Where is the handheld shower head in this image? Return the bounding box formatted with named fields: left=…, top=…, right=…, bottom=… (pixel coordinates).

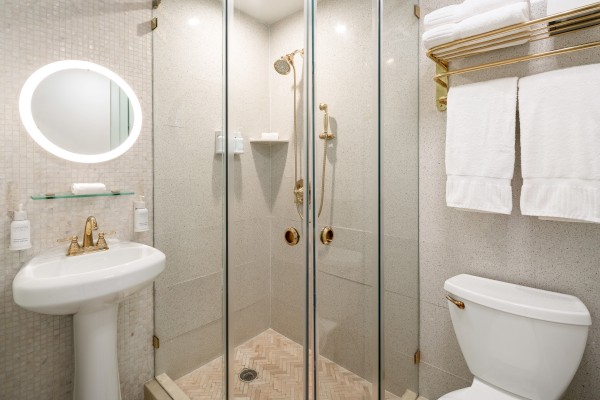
left=274, top=58, right=291, bottom=75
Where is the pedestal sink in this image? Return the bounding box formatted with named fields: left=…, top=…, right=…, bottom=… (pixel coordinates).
left=12, top=240, right=166, bottom=400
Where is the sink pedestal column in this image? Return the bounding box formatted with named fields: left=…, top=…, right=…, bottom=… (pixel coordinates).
left=73, top=304, right=121, bottom=400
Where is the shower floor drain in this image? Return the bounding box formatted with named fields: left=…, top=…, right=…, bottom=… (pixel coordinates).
left=239, top=368, right=258, bottom=382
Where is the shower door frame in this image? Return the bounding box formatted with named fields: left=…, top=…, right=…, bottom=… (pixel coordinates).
left=222, top=0, right=384, bottom=398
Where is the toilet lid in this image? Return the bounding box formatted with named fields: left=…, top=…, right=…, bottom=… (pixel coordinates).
left=444, top=274, right=592, bottom=326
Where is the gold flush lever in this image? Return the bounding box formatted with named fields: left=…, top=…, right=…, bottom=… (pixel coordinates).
left=446, top=295, right=465, bottom=310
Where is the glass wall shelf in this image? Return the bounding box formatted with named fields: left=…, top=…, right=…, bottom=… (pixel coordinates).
left=31, top=191, right=135, bottom=200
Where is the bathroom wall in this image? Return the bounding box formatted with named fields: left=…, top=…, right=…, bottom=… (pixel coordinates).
left=269, top=0, right=420, bottom=395
left=419, top=1, right=600, bottom=399
left=153, top=0, right=273, bottom=380
left=0, top=1, right=154, bottom=399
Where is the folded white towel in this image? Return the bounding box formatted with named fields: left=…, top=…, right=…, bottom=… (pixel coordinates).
left=71, top=183, right=107, bottom=195
left=424, top=0, right=525, bottom=30
left=519, top=64, right=600, bottom=224
left=423, top=2, right=530, bottom=50
left=261, top=132, right=279, bottom=140
left=446, top=77, right=518, bottom=214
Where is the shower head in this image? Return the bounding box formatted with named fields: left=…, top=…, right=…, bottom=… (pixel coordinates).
left=274, top=49, right=304, bottom=75
left=274, top=57, right=291, bottom=75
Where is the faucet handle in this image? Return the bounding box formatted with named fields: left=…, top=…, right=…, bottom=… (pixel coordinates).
left=57, top=235, right=78, bottom=244
left=65, top=236, right=82, bottom=256
left=96, top=232, right=109, bottom=250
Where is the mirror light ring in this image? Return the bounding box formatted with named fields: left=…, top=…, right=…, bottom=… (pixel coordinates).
left=19, top=60, right=143, bottom=164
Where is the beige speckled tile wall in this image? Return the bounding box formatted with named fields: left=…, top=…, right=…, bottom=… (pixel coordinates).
left=0, top=1, right=154, bottom=399
left=419, top=0, right=600, bottom=399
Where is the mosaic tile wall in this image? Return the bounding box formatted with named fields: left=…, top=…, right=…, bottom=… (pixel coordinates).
left=0, top=1, right=154, bottom=399
left=419, top=0, right=600, bottom=399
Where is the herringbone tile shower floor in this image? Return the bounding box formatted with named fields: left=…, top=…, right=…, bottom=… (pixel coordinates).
left=175, top=329, right=407, bottom=400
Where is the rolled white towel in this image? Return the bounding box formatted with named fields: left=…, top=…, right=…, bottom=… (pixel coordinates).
left=71, top=183, right=107, bottom=195
left=423, top=2, right=530, bottom=50
left=424, top=0, right=526, bottom=30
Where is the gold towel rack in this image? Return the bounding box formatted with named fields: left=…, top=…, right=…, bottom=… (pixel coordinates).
left=428, top=2, right=600, bottom=111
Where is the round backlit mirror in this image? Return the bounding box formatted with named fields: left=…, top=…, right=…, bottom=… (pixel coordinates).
left=19, top=60, right=142, bottom=163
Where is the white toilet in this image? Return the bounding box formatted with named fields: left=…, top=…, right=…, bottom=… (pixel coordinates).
left=441, top=274, right=592, bottom=400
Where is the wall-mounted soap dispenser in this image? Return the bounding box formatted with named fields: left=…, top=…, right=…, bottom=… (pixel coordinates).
left=10, top=204, right=31, bottom=250
left=133, top=196, right=149, bottom=233
left=215, top=129, right=244, bottom=155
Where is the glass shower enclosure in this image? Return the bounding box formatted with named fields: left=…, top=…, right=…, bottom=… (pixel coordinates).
left=153, top=0, right=419, bottom=398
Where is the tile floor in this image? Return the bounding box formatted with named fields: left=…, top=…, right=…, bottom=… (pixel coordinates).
left=175, top=329, right=425, bottom=400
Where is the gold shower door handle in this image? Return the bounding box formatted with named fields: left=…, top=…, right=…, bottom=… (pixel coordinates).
left=320, top=227, right=334, bottom=245
left=285, top=227, right=300, bottom=246
left=446, top=295, right=465, bottom=309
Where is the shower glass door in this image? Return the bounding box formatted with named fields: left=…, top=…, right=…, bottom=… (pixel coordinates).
left=226, top=0, right=384, bottom=399
left=225, top=0, right=309, bottom=398
left=312, top=0, right=381, bottom=398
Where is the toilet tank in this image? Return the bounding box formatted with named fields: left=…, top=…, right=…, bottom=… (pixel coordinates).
left=445, top=274, right=591, bottom=400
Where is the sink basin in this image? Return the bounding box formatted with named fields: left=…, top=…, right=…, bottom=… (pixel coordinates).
left=13, top=240, right=165, bottom=315
left=13, top=240, right=165, bottom=400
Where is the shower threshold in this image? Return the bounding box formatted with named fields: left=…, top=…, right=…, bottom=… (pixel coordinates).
left=170, top=329, right=423, bottom=400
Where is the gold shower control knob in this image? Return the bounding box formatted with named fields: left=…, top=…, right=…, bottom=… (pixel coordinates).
left=320, top=227, right=334, bottom=245
left=285, top=227, right=300, bottom=246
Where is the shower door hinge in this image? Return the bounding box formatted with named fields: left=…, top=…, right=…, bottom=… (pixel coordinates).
left=151, top=17, right=158, bottom=31
left=153, top=335, right=160, bottom=349
left=414, top=349, right=421, bottom=364
left=414, top=5, right=421, bottom=19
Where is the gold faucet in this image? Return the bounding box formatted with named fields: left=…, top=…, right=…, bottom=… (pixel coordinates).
left=83, top=216, right=98, bottom=247
left=62, top=216, right=110, bottom=256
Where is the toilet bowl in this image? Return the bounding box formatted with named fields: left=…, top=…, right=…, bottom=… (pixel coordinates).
left=440, top=274, right=591, bottom=400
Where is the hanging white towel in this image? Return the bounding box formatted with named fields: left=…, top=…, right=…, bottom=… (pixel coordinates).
left=423, top=2, right=530, bottom=50
left=424, top=0, right=525, bottom=30
left=519, top=64, right=600, bottom=223
left=446, top=78, right=518, bottom=214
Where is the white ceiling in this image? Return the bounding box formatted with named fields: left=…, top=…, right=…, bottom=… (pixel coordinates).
left=226, top=0, right=305, bottom=25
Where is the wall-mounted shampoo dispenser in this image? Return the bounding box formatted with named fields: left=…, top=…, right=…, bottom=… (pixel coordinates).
left=215, top=130, right=244, bottom=155
left=10, top=204, right=31, bottom=251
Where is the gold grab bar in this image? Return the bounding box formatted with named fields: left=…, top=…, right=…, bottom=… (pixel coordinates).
left=446, top=295, right=465, bottom=310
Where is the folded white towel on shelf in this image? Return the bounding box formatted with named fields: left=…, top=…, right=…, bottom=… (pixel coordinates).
left=424, top=0, right=525, bottom=30
left=423, top=2, right=530, bottom=50
left=261, top=132, right=280, bottom=140
left=519, top=63, right=600, bottom=224
left=446, top=77, right=518, bottom=214
left=71, top=183, right=107, bottom=195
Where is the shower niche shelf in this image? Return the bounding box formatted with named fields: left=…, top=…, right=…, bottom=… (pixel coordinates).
left=249, top=138, right=289, bottom=144
left=31, top=191, right=135, bottom=200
